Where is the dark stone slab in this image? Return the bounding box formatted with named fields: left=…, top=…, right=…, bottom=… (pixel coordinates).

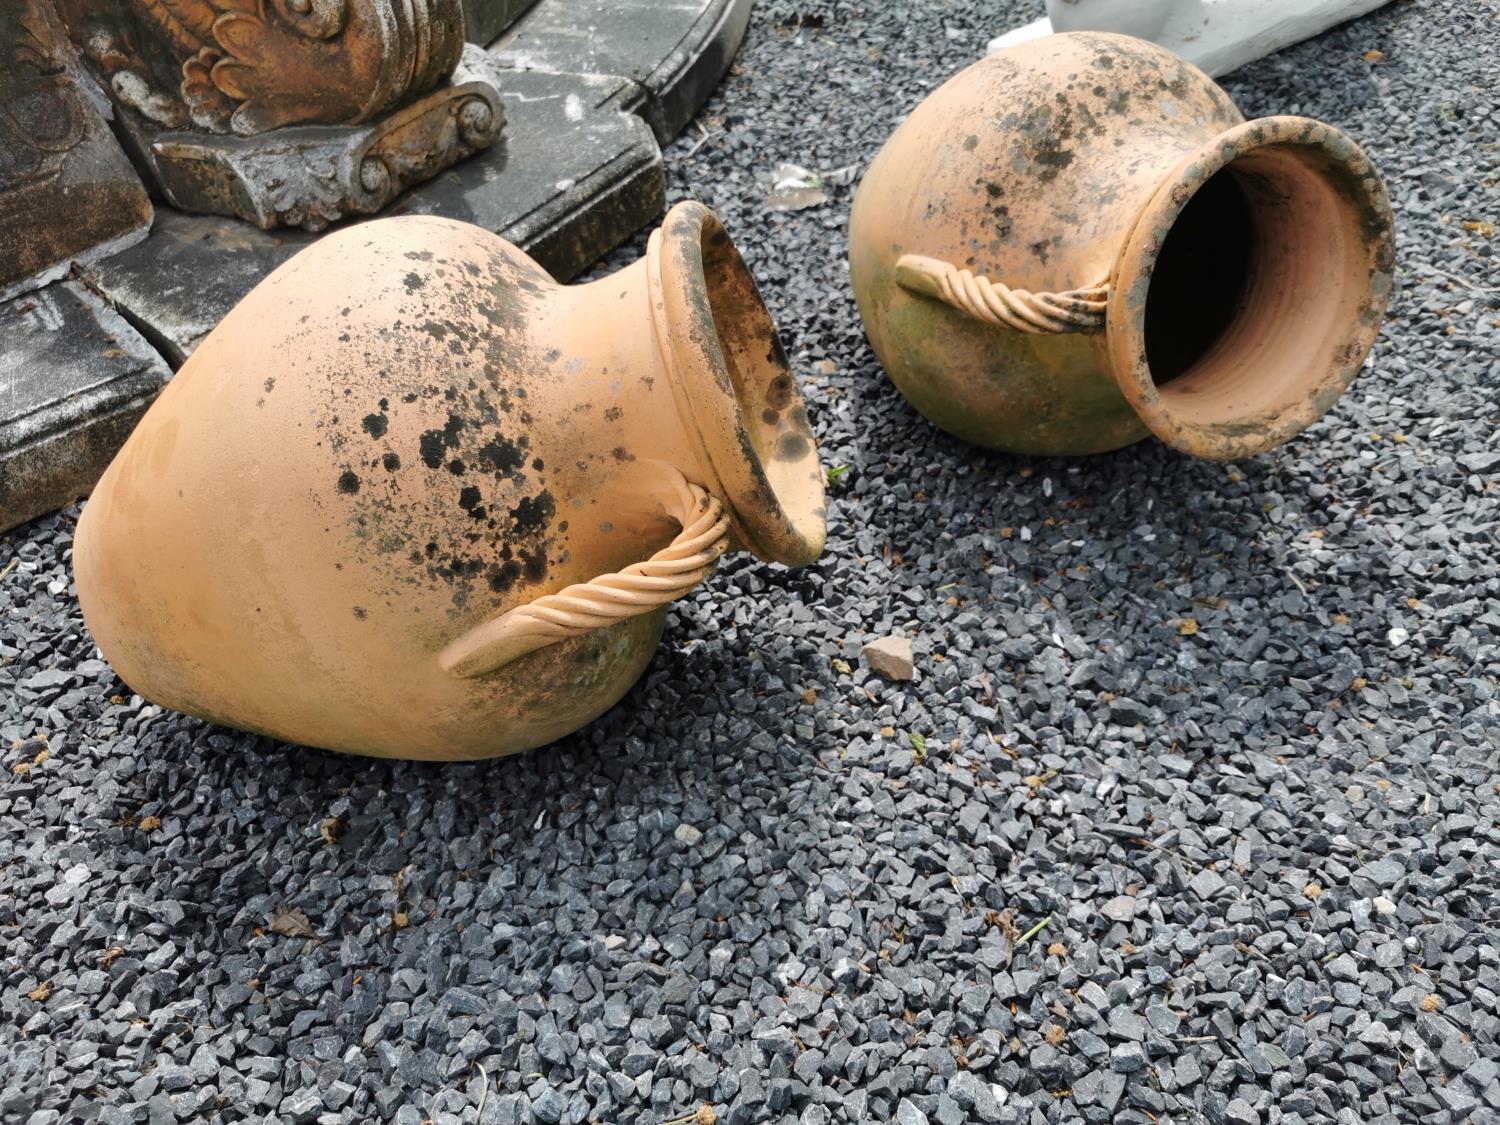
left=464, top=0, right=542, bottom=45
left=80, top=214, right=315, bottom=367
left=0, top=0, right=153, bottom=301
left=0, top=282, right=171, bottom=531
left=86, top=68, right=662, bottom=363
left=490, top=0, right=752, bottom=141
left=389, top=69, right=665, bottom=272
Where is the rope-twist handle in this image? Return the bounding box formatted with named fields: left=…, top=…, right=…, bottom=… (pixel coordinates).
left=438, top=474, right=729, bottom=679
left=896, top=254, right=1110, bottom=335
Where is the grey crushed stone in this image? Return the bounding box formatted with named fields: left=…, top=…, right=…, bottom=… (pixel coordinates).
left=3, top=0, right=1500, bottom=1123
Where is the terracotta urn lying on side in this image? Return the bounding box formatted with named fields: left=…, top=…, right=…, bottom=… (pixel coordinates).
left=73, top=202, right=826, bottom=760
left=848, top=32, right=1396, bottom=460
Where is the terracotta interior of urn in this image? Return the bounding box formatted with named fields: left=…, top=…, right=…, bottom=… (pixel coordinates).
left=667, top=207, right=826, bottom=566
left=1112, top=127, right=1392, bottom=460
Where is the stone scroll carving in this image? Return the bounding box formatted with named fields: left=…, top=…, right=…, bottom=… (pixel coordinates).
left=57, top=0, right=506, bottom=229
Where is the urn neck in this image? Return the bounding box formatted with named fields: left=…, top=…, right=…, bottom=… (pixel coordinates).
left=1106, top=117, right=1396, bottom=461
left=636, top=202, right=826, bottom=566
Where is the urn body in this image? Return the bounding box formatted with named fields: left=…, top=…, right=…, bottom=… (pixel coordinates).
left=848, top=33, right=1395, bottom=460
left=74, top=203, right=825, bottom=759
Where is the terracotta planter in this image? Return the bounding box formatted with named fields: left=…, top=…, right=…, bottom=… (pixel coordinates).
left=848, top=32, right=1395, bottom=460
left=73, top=202, right=826, bottom=760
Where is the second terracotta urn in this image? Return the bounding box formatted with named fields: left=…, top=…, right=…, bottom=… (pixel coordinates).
left=849, top=32, right=1396, bottom=460
left=74, top=203, right=826, bottom=760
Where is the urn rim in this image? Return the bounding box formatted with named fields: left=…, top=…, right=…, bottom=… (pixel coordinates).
left=1106, top=115, right=1397, bottom=461
left=652, top=201, right=827, bottom=566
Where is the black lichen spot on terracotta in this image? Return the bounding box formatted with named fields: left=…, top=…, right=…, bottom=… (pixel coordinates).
left=510, top=492, right=555, bottom=537
left=421, top=321, right=447, bottom=341
left=263, top=377, right=276, bottom=393
left=404, top=272, right=426, bottom=292
left=476, top=436, right=524, bottom=475
left=766, top=375, right=795, bottom=410
left=362, top=413, right=388, bottom=439
left=604, top=406, right=623, bottom=422
left=775, top=433, right=813, bottom=462
left=487, top=559, right=522, bottom=592
left=531, top=457, right=544, bottom=471
left=447, top=460, right=466, bottom=476
left=454, top=557, right=485, bottom=580
left=458, top=485, right=482, bottom=511
left=404, top=250, right=433, bottom=262
left=419, top=412, right=465, bottom=469
left=1033, top=147, right=1076, bottom=183
left=610, top=447, right=635, bottom=462
left=353, top=606, right=367, bottom=619
left=520, top=547, right=548, bottom=583
left=762, top=409, right=780, bottom=426
left=419, top=432, right=447, bottom=469
left=336, top=470, right=361, bottom=495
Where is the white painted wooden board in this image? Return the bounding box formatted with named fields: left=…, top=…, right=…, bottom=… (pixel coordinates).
left=988, top=0, right=1395, bottom=77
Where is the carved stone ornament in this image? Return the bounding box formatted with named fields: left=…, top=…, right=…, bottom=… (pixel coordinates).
left=57, top=0, right=506, bottom=229
left=145, top=44, right=506, bottom=229
left=0, top=0, right=153, bottom=299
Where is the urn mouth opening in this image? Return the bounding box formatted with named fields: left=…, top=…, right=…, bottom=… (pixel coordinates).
left=656, top=202, right=826, bottom=566
left=1108, top=117, right=1395, bottom=461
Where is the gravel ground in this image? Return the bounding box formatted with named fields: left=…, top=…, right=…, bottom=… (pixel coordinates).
left=4, top=1, right=1500, bottom=1123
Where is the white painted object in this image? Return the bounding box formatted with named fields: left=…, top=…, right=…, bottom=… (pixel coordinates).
left=1048, top=0, right=1173, bottom=40
left=987, top=0, right=1395, bottom=78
